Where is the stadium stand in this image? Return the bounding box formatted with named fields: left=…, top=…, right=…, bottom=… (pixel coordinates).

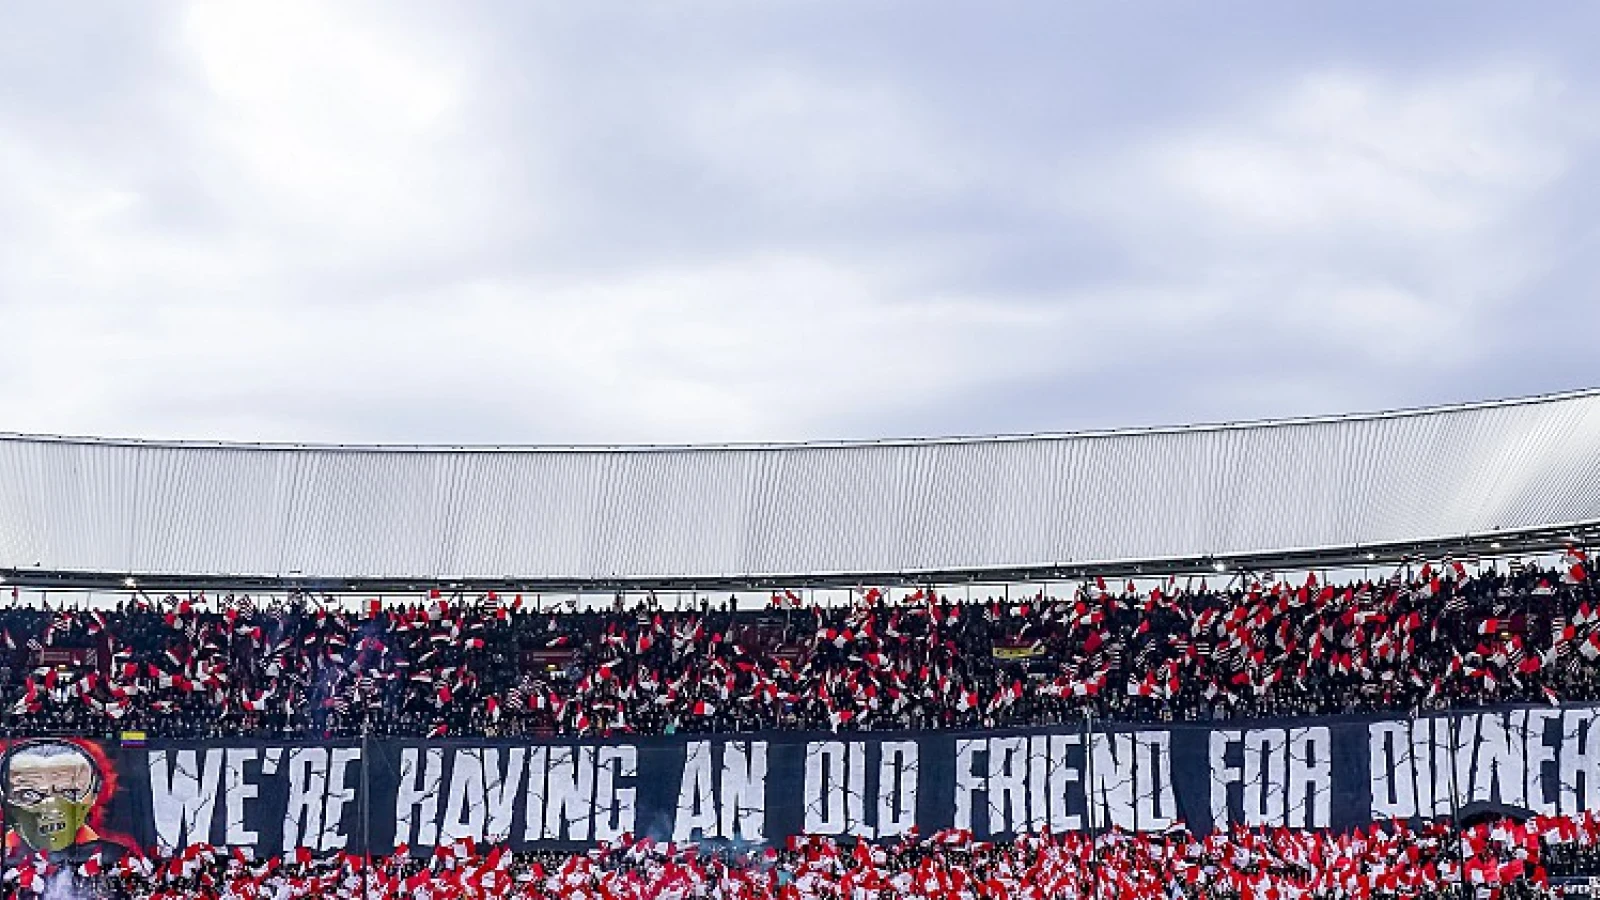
left=4, top=393, right=1600, bottom=897
left=3, top=817, right=1583, bottom=899
left=0, top=560, right=1596, bottom=740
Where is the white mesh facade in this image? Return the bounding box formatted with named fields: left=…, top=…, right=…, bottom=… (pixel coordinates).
left=2, top=392, right=1599, bottom=582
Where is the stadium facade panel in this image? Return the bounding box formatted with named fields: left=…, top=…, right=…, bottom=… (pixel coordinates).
left=2, top=390, right=1599, bottom=589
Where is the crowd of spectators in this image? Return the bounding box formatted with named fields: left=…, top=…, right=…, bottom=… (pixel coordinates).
left=0, top=556, right=1596, bottom=898
left=1, top=815, right=1577, bottom=899
left=0, top=556, right=1594, bottom=739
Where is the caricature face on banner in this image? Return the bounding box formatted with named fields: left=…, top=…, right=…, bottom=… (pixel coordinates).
left=1, top=738, right=133, bottom=859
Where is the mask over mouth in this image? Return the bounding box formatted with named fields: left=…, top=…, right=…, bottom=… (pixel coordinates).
left=8, top=795, right=92, bottom=852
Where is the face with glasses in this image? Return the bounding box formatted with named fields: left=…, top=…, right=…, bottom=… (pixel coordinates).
left=2, top=742, right=101, bottom=852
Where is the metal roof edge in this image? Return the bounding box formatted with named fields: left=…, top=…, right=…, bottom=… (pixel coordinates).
left=1, top=387, right=1597, bottom=456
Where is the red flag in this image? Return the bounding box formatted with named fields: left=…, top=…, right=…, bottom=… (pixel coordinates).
left=1565, top=547, right=1589, bottom=584
left=78, top=852, right=104, bottom=877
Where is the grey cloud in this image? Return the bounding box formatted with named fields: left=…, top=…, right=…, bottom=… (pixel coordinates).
left=1, top=2, right=1598, bottom=445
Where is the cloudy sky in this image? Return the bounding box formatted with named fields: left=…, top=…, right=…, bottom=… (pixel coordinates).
left=2, top=2, right=1597, bottom=445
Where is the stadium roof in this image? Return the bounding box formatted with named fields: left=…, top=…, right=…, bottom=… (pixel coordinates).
left=3, top=390, right=1600, bottom=593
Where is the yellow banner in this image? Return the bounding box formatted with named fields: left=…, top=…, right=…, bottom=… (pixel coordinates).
left=991, top=644, right=1043, bottom=660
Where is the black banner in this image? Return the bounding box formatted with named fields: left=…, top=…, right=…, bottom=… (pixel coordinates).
left=7, top=704, right=1600, bottom=860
